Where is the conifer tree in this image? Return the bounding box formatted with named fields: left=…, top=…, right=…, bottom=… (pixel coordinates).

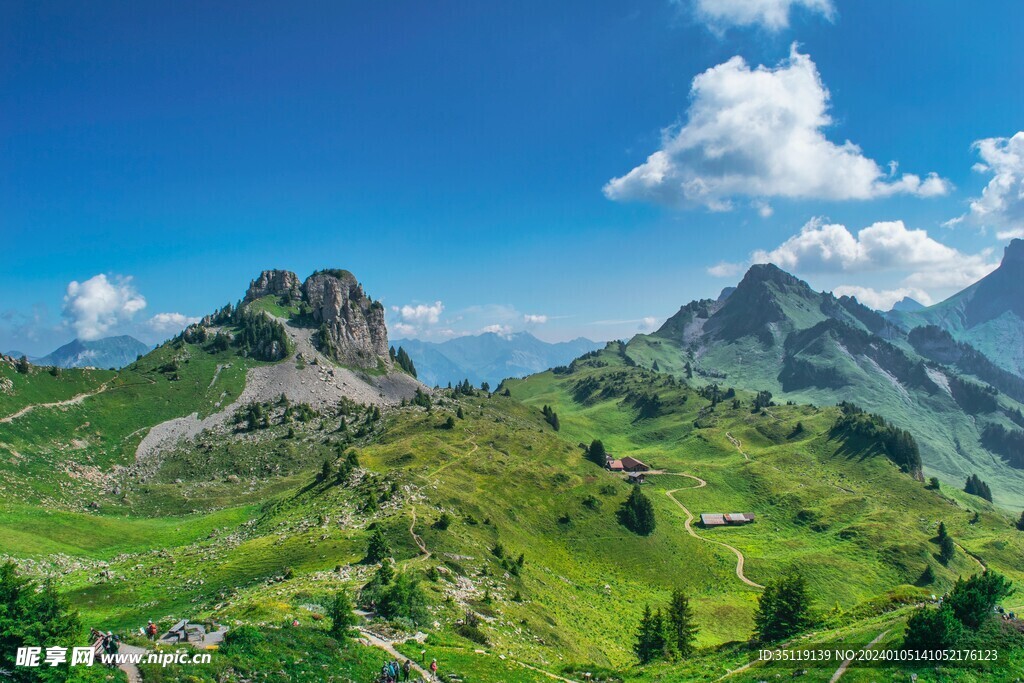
left=666, top=589, right=698, bottom=659
left=587, top=439, right=607, bottom=467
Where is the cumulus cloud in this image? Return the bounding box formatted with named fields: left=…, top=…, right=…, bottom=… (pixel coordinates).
left=750, top=218, right=987, bottom=274
left=62, top=274, right=146, bottom=341
left=523, top=314, right=548, bottom=324
left=743, top=218, right=998, bottom=303
left=388, top=300, right=445, bottom=339
left=480, top=324, right=513, bottom=336
left=640, top=316, right=659, bottom=331
left=604, top=46, right=949, bottom=211
left=395, top=301, right=444, bottom=325
left=831, top=285, right=933, bottom=311
left=707, top=261, right=744, bottom=277
left=148, top=312, right=201, bottom=334
left=951, top=132, right=1024, bottom=232
left=691, top=0, right=834, bottom=32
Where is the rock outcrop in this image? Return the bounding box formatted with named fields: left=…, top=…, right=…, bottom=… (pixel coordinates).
left=243, top=270, right=302, bottom=304
left=303, top=270, right=390, bottom=368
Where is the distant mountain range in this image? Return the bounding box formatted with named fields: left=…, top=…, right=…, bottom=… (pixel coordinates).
left=393, top=332, right=603, bottom=388
left=34, top=335, right=152, bottom=369
left=624, top=239, right=1024, bottom=507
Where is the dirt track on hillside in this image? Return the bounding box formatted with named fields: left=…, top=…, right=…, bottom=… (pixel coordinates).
left=663, top=473, right=764, bottom=589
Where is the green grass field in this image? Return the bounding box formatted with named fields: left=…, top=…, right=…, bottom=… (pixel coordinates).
left=2, top=340, right=1024, bottom=681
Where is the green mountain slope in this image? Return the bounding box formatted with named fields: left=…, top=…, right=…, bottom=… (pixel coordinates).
left=626, top=264, right=1024, bottom=508
left=890, top=239, right=1024, bottom=378
left=3, top=272, right=1024, bottom=681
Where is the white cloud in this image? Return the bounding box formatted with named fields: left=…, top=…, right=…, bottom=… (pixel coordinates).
left=707, top=261, right=744, bottom=277
left=604, top=46, right=949, bottom=210
left=148, top=312, right=200, bottom=334
left=481, top=324, right=513, bottom=336
left=952, top=132, right=1024, bottom=232
left=640, top=316, right=659, bottom=331
left=691, top=0, right=834, bottom=32
left=750, top=218, right=985, bottom=274
left=62, top=274, right=147, bottom=341
left=831, top=285, right=933, bottom=311
left=523, top=314, right=548, bottom=324
left=395, top=301, right=444, bottom=325
left=746, top=218, right=998, bottom=301
left=388, top=300, right=445, bottom=339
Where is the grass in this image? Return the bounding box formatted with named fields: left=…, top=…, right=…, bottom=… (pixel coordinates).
left=2, top=341, right=1023, bottom=680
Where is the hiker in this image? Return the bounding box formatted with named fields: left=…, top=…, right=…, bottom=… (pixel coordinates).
left=430, top=658, right=438, bottom=680
left=380, top=662, right=393, bottom=683
left=146, top=620, right=158, bottom=640
left=402, top=659, right=412, bottom=681
left=103, top=632, right=119, bottom=657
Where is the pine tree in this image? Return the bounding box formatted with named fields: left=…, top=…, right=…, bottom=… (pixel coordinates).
left=754, top=569, right=812, bottom=642
left=903, top=605, right=963, bottom=651
left=587, top=439, right=607, bottom=467
left=618, top=485, right=656, bottom=535
left=456, top=406, right=465, bottom=419
left=666, top=589, right=698, bottom=659
left=633, top=604, right=666, bottom=664
left=375, top=561, right=395, bottom=586
left=366, top=527, right=390, bottom=564
left=937, top=521, right=947, bottom=541
left=1017, top=511, right=1024, bottom=531
left=318, top=458, right=334, bottom=482
left=328, top=589, right=358, bottom=638
left=939, top=533, right=956, bottom=565
left=946, top=570, right=1013, bottom=629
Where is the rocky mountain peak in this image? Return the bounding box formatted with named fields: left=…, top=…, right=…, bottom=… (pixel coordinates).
left=244, top=270, right=302, bottom=303
left=1002, top=238, right=1024, bottom=266
left=739, top=263, right=808, bottom=290
left=302, top=270, right=389, bottom=368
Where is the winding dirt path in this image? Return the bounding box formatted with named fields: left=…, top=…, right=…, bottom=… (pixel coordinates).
left=0, top=381, right=113, bottom=424
left=117, top=643, right=145, bottom=683
left=409, top=506, right=430, bottom=558
left=428, top=436, right=479, bottom=478
left=955, top=541, right=987, bottom=572
left=829, top=629, right=889, bottom=682
left=357, top=628, right=431, bottom=679
left=725, top=432, right=750, bottom=461
left=663, top=473, right=763, bottom=589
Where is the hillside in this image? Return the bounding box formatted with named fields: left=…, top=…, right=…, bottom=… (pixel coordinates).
left=394, top=332, right=602, bottom=388
left=889, top=239, right=1024, bottom=379
left=36, top=335, right=152, bottom=370
left=625, top=263, right=1024, bottom=508
left=2, top=329, right=1024, bottom=680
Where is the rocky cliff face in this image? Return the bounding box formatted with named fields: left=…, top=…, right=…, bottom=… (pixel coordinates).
left=303, top=270, right=390, bottom=368
left=244, top=270, right=303, bottom=303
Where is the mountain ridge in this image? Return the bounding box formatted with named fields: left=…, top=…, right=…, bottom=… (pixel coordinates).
left=36, top=335, right=151, bottom=370
left=393, top=331, right=602, bottom=388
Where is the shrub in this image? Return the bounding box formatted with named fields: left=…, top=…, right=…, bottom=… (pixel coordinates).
left=904, top=605, right=963, bottom=651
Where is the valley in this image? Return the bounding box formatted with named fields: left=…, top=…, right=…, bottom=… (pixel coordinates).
left=1, top=268, right=1023, bottom=682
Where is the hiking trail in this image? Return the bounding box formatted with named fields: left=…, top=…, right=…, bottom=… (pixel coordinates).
left=409, top=506, right=430, bottom=558
left=829, top=629, right=889, bottom=682
left=725, top=432, right=750, bottom=461
left=0, top=381, right=113, bottom=424
left=663, top=473, right=763, bottom=589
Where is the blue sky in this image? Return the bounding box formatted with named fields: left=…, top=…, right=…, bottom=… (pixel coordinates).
left=2, top=0, right=1023, bottom=354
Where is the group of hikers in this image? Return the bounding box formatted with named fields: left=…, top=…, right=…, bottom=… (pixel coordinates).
left=377, top=656, right=438, bottom=682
